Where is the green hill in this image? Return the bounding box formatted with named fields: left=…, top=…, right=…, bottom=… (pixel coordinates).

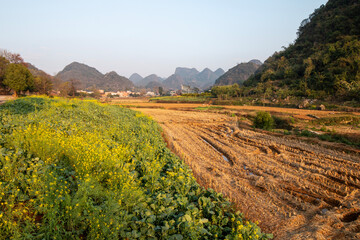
left=244, top=0, right=360, bottom=101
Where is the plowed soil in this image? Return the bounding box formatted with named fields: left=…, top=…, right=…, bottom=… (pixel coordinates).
left=133, top=105, right=360, bottom=240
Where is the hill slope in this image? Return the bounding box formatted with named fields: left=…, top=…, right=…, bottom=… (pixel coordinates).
left=215, top=61, right=262, bottom=86
left=129, top=73, right=143, bottom=84
left=56, top=62, right=133, bottom=91
left=137, top=74, right=162, bottom=87
left=56, top=62, right=103, bottom=88
left=197, top=68, right=220, bottom=85
left=162, top=74, right=185, bottom=89
left=103, top=71, right=134, bottom=91
left=174, top=67, right=199, bottom=80
left=214, top=68, right=225, bottom=76
left=244, top=0, right=360, bottom=100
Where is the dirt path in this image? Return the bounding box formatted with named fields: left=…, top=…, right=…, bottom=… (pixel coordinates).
left=137, top=107, right=360, bottom=240
left=0, top=95, right=14, bottom=105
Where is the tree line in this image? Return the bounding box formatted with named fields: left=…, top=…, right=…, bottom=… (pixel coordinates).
left=0, top=49, right=84, bottom=97
left=0, top=49, right=53, bottom=96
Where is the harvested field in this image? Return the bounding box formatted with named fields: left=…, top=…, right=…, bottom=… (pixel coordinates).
left=134, top=107, right=360, bottom=240
left=115, top=101, right=353, bottom=116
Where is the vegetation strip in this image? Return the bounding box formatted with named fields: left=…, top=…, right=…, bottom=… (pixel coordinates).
left=0, top=97, right=271, bottom=239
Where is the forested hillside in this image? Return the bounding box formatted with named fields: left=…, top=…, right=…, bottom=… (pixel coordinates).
left=244, top=0, right=360, bottom=101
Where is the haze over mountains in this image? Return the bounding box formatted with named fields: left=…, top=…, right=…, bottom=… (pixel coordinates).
left=55, top=62, right=228, bottom=91
left=128, top=67, right=226, bottom=90
left=136, top=74, right=164, bottom=87
left=55, top=59, right=263, bottom=92
left=164, top=67, right=225, bottom=90
left=129, top=73, right=144, bottom=85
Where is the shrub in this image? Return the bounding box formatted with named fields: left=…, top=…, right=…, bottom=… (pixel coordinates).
left=283, top=129, right=291, bottom=135
left=300, top=129, right=317, bottom=137
left=253, top=111, right=274, bottom=130
left=273, top=116, right=293, bottom=130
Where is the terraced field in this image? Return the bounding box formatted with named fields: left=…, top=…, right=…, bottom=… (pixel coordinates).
left=137, top=107, right=360, bottom=239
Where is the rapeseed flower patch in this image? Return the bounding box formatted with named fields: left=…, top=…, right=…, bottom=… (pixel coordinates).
left=0, top=97, right=272, bottom=239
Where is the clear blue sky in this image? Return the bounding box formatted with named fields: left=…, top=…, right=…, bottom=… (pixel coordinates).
left=0, top=0, right=328, bottom=78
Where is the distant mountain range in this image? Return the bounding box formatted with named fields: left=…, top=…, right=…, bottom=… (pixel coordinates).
left=56, top=62, right=228, bottom=91
left=214, top=60, right=262, bottom=86
left=56, top=62, right=134, bottom=91
left=138, top=74, right=163, bottom=87
left=130, top=67, right=225, bottom=90
left=169, top=67, right=224, bottom=89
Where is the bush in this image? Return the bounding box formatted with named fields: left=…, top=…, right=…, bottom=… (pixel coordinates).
left=299, top=129, right=317, bottom=137
left=253, top=111, right=274, bottom=130
left=273, top=116, right=293, bottom=130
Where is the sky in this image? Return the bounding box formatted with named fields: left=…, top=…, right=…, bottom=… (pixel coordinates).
left=0, top=0, right=328, bottom=78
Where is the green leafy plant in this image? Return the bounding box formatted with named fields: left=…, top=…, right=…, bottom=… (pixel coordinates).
left=253, top=111, right=274, bottom=130
left=273, top=116, right=293, bottom=130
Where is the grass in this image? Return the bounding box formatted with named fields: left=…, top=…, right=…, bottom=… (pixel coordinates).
left=311, top=116, right=360, bottom=126
left=0, top=97, right=271, bottom=239
left=295, top=129, right=360, bottom=148
left=241, top=110, right=360, bottom=148
left=150, top=95, right=211, bottom=103
left=194, top=106, right=224, bottom=111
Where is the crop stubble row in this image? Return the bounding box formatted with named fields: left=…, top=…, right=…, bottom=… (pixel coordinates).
left=137, top=108, right=360, bottom=239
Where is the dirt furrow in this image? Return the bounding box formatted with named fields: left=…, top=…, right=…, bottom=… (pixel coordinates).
left=136, top=108, right=360, bottom=239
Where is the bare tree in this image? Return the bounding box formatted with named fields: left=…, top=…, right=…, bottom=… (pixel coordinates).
left=0, top=49, right=26, bottom=65
left=69, top=79, right=80, bottom=97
